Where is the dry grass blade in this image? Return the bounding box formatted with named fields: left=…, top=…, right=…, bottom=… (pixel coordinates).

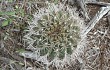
left=77, top=0, right=90, bottom=19
left=86, top=1, right=110, bottom=6
left=82, top=6, right=110, bottom=38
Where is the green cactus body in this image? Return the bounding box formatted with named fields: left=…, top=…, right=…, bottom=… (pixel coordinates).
left=24, top=3, right=84, bottom=68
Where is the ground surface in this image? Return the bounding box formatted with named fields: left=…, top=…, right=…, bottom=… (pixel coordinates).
left=0, top=0, right=110, bottom=70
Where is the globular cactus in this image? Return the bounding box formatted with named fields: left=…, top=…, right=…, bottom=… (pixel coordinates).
left=24, top=2, right=84, bottom=69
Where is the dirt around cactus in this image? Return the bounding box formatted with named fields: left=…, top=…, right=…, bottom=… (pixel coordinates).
left=0, top=0, right=110, bottom=70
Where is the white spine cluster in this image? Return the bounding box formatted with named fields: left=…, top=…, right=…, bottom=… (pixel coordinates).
left=24, top=2, right=85, bottom=69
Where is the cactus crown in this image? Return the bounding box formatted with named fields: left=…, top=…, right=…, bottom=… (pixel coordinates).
left=24, top=2, right=83, bottom=67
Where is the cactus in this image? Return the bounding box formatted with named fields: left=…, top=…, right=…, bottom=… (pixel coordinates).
left=24, top=2, right=84, bottom=69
